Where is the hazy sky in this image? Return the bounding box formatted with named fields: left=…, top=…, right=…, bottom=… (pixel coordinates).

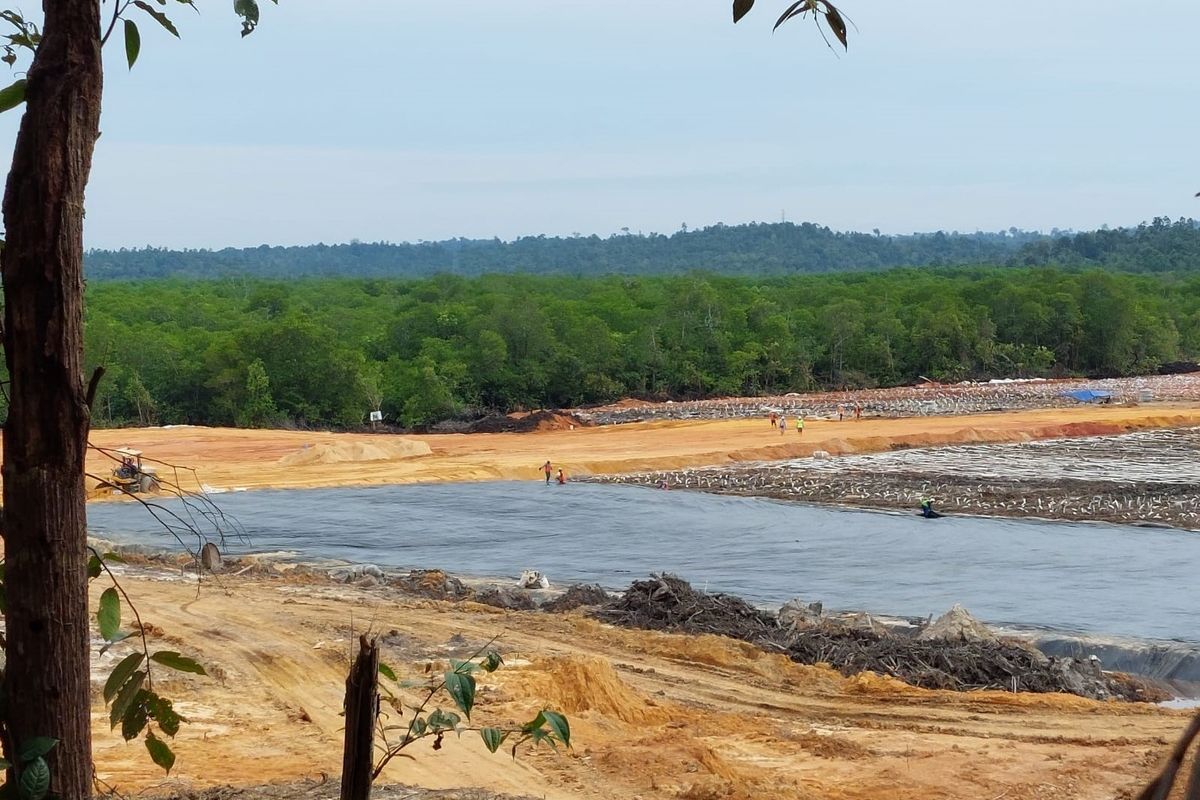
left=2, top=0, right=1198, bottom=249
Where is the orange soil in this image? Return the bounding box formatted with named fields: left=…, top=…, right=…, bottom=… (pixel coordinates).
left=74, top=403, right=1200, bottom=497
left=63, top=404, right=1199, bottom=797
left=90, top=571, right=1185, bottom=800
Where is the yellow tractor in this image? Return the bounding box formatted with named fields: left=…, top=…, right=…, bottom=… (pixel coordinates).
left=96, top=447, right=160, bottom=494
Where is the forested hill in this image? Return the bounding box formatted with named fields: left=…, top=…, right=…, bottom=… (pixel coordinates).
left=83, top=218, right=1200, bottom=280
left=1013, top=217, right=1200, bottom=272
left=83, top=223, right=1041, bottom=280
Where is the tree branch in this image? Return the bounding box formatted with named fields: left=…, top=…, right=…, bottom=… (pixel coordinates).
left=100, top=0, right=131, bottom=47
left=89, top=545, right=156, bottom=691
left=85, top=365, right=105, bottom=411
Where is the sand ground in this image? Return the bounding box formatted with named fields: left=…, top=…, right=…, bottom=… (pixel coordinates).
left=79, top=403, right=1200, bottom=497
left=60, top=403, right=1200, bottom=798
left=94, top=570, right=1186, bottom=800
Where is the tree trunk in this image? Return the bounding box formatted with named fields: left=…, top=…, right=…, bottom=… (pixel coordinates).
left=341, top=635, right=379, bottom=800
left=1, top=0, right=103, bottom=796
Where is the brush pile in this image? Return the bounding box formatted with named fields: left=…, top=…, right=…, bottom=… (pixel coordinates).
left=595, top=574, right=1159, bottom=701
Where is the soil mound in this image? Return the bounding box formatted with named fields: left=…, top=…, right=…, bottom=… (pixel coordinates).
left=506, top=657, right=668, bottom=725
left=596, top=574, right=1141, bottom=701
left=388, top=569, right=472, bottom=600
left=474, top=586, right=536, bottom=611
left=466, top=409, right=590, bottom=434
left=541, top=583, right=612, bottom=613
left=277, top=439, right=431, bottom=467
left=1159, top=361, right=1200, bottom=375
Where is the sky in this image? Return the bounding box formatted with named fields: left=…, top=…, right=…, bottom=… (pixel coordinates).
left=2, top=0, right=1198, bottom=249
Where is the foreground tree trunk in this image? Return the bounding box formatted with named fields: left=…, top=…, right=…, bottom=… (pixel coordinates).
left=341, top=636, right=379, bottom=800
left=1, top=0, right=103, bottom=795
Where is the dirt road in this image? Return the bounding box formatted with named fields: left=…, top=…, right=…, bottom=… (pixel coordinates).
left=79, top=404, right=1200, bottom=497
left=94, top=570, right=1184, bottom=800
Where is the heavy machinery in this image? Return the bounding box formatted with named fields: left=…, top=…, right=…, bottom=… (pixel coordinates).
left=96, top=447, right=160, bottom=494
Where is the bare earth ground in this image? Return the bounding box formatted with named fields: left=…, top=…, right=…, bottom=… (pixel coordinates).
left=36, top=400, right=1198, bottom=798
left=73, top=403, right=1200, bottom=497
left=95, top=571, right=1186, bottom=800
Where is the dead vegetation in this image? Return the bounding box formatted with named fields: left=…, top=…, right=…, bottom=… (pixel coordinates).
left=595, top=574, right=1165, bottom=702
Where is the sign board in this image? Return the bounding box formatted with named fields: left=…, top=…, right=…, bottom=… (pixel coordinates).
left=369, top=410, right=383, bottom=422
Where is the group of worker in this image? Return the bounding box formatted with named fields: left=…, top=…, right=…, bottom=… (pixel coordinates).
left=541, top=460, right=566, bottom=485
left=535, top=407, right=939, bottom=517
left=767, top=411, right=805, bottom=435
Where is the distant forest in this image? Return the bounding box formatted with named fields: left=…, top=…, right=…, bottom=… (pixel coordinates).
left=37, top=267, right=1199, bottom=430
left=84, top=217, right=1200, bottom=280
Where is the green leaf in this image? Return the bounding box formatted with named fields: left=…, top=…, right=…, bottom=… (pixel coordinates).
left=530, top=727, right=556, bottom=749
left=102, top=552, right=127, bottom=564
left=123, top=18, right=140, bottom=69
left=121, top=691, right=149, bottom=742
left=541, top=709, right=571, bottom=748
left=150, top=650, right=207, bottom=676
left=16, top=738, right=56, bottom=763
left=17, top=757, right=49, bottom=800
left=773, top=0, right=806, bottom=32
left=105, top=653, right=145, bottom=702
left=480, top=727, right=505, bottom=754
left=87, top=554, right=103, bottom=580
left=97, top=588, right=121, bottom=641
left=378, top=662, right=397, bottom=682
left=233, top=0, right=260, bottom=37
left=824, top=4, right=848, bottom=49
left=443, top=671, right=476, bottom=720
left=450, top=659, right=480, bottom=674
left=732, top=0, right=754, bottom=23
left=0, top=78, right=26, bottom=114
left=132, top=1, right=180, bottom=37
left=408, top=715, right=427, bottom=738
left=145, top=733, right=176, bottom=774
left=148, top=692, right=185, bottom=737
left=481, top=650, right=503, bottom=673
left=426, top=708, right=460, bottom=732
left=0, top=758, right=9, bottom=771
left=521, top=711, right=546, bottom=734
left=110, top=670, right=146, bottom=729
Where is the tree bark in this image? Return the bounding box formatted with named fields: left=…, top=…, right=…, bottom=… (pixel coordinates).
left=341, top=635, right=379, bottom=800
left=1, top=0, right=103, bottom=796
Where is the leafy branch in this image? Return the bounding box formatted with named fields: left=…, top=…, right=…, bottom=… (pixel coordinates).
left=372, top=640, right=570, bottom=779
left=733, top=0, right=852, bottom=50
left=88, top=548, right=208, bottom=775
left=1, top=0, right=273, bottom=107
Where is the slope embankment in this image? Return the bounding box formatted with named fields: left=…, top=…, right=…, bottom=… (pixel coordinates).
left=61, top=403, right=1200, bottom=497
left=91, top=568, right=1188, bottom=800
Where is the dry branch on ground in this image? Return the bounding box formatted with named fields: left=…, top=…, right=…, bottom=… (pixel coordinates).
left=595, top=574, right=1159, bottom=701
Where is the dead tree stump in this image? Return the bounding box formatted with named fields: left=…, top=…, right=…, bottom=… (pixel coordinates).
left=341, top=635, right=380, bottom=800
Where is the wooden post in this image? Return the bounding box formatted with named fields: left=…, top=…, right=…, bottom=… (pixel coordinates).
left=341, top=635, right=380, bottom=800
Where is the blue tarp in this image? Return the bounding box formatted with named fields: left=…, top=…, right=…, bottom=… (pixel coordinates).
left=1063, top=389, right=1113, bottom=403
